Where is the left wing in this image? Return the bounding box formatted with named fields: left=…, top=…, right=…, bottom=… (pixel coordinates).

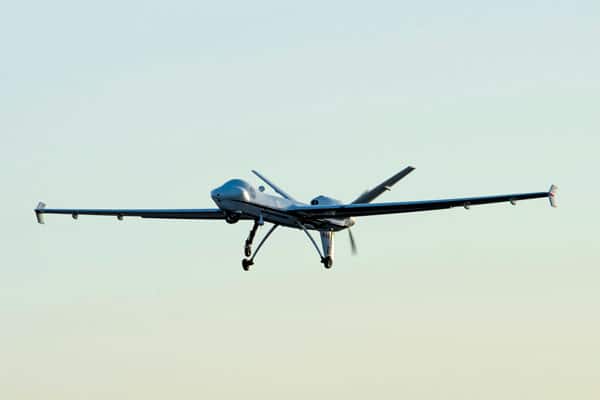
left=288, top=185, right=557, bottom=219
left=34, top=202, right=241, bottom=224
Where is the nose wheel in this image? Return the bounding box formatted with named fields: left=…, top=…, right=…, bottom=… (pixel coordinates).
left=240, top=223, right=279, bottom=271
left=242, top=258, right=254, bottom=271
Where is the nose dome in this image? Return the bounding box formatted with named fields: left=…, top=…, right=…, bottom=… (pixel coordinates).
left=211, top=180, right=251, bottom=202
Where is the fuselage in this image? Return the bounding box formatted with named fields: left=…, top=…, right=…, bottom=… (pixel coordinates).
left=210, top=179, right=353, bottom=231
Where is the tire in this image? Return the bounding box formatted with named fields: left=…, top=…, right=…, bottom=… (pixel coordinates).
left=242, top=258, right=253, bottom=271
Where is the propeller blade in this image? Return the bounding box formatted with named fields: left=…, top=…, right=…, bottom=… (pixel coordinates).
left=348, top=229, right=358, bottom=255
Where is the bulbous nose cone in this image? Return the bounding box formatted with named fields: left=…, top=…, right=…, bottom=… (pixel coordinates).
left=211, top=179, right=251, bottom=204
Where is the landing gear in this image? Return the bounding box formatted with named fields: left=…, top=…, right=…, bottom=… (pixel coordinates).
left=321, top=256, right=333, bottom=269
left=242, top=258, right=254, bottom=271
left=243, top=216, right=265, bottom=257
left=240, top=223, right=279, bottom=271
left=239, top=220, right=335, bottom=271
left=297, top=223, right=334, bottom=269
left=244, top=220, right=260, bottom=257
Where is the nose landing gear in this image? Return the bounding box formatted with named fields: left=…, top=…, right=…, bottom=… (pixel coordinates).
left=242, top=258, right=254, bottom=271
left=243, top=216, right=265, bottom=257
left=244, top=220, right=260, bottom=257
left=241, top=223, right=279, bottom=271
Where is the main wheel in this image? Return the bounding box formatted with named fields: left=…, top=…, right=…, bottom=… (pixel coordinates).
left=322, top=256, right=333, bottom=269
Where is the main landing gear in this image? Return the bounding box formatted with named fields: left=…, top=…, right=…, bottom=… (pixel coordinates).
left=321, top=256, right=333, bottom=269
left=298, top=222, right=334, bottom=270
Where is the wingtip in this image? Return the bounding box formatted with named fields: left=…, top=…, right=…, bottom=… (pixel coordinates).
left=549, top=185, right=558, bottom=208
left=35, top=201, right=46, bottom=224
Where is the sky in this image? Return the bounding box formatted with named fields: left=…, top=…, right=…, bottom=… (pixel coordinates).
left=2, top=1, right=599, bottom=399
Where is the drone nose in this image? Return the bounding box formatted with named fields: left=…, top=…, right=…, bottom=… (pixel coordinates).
left=211, top=185, right=248, bottom=202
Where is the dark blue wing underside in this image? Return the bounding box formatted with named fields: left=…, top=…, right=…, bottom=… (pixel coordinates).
left=36, top=208, right=236, bottom=220
left=34, top=189, right=553, bottom=223
left=289, top=191, right=550, bottom=218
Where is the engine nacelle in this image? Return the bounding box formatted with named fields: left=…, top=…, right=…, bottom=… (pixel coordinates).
left=310, top=195, right=342, bottom=206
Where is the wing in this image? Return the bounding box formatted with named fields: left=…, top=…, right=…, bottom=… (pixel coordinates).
left=289, top=186, right=557, bottom=219
left=34, top=202, right=247, bottom=224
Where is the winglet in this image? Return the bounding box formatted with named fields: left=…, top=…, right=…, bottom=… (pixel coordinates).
left=548, top=185, right=558, bottom=208
left=35, top=201, right=46, bottom=224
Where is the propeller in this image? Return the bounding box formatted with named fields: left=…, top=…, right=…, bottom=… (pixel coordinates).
left=348, top=228, right=358, bottom=255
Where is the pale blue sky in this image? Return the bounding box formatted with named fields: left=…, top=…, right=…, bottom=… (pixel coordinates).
left=2, top=1, right=599, bottom=399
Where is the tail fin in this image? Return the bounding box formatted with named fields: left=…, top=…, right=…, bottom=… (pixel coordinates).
left=352, top=166, right=415, bottom=204
left=251, top=170, right=296, bottom=201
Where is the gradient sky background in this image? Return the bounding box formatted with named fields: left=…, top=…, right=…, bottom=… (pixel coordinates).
left=2, top=1, right=599, bottom=399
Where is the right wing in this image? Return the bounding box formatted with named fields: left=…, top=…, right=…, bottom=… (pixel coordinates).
left=34, top=202, right=246, bottom=224
left=289, top=186, right=557, bottom=219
